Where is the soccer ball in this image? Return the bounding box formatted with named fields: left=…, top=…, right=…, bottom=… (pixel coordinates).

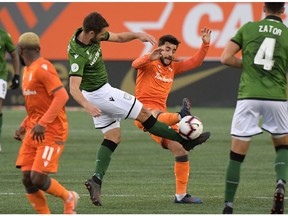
left=178, top=115, right=203, bottom=140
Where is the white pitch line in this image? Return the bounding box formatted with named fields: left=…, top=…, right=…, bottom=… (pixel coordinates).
left=0, top=192, right=286, bottom=200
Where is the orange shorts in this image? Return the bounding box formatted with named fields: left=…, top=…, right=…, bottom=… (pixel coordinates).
left=16, top=132, right=65, bottom=174
left=134, top=120, right=178, bottom=149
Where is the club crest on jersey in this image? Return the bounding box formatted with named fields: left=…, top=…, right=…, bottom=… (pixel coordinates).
left=71, top=63, right=79, bottom=72
left=124, top=93, right=132, bottom=100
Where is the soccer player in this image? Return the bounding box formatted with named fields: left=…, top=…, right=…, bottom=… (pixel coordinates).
left=0, top=28, right=20, bottom=151
left=14, top=32, right=79, bottom=214
left=220, top=2, right=288, bottom=214
left=67, top=12, right=210, bottom=206
left=132, top=30, right=211, bottom=204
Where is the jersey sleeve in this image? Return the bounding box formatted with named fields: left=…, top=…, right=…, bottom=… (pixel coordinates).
left=68, top=52, right=86, bottom=77
left=175, top=43, right=209, bottom=74
left=4, top=32, right=16, bottom=53
left=231, top=22, right=249, bottom=48
left=132, top=53, right=152, bottom=69
left=101, top=31, right=110, bottom=41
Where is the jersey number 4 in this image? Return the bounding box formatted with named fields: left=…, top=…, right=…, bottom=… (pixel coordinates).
left=254, top=37, right=276, bottom=71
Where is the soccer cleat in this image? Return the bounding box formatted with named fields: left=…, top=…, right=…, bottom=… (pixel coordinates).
left=64, top=191, right=79, bottom=214
left=271, top=183, right=285, bottom=214
left=223, top=206, right=233, bottom=214
left=174, top=194, right=203, bottom=204
left=179, top=98, right=192, bottom=118
left=181, top=132, right=211, bottom=151
left=85, top=178, right=102, bottom=206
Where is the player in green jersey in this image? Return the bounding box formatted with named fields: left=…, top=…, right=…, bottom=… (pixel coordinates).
left=67, top=12, right=210, bottom=206
left=221, top=2, right=288, bottom=214
left=0, top=28, right=20, bottom=152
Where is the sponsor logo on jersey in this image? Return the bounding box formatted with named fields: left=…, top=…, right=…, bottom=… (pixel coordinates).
left=23, top=89, right=37, bottom=95
left=154, top=72, right=173, bottom=83
left=124, top=93, right=132, bottom=100
left=89, top=48, right=101, bottom=66
left=71, top=63, right=79, bottom=72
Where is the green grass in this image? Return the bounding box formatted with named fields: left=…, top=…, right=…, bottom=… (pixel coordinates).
left=0, top=107, right=279, bottom=214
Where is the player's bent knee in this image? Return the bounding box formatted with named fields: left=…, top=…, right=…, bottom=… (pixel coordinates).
left=137, top=107, right=152, bottom=123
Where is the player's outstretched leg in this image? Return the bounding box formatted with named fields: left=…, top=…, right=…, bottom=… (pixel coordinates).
left=181, top=132, right=211, bottom=151
left=178, top=98, right=192, bottom=118
left=271, top=183, right=285, bottom=214
left=85, top=176, right=102, bottom=206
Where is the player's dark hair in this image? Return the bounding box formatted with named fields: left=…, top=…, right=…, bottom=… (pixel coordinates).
left=158, top=35, right=181, bottom=48
left=83, top=12, right=109, bottom=34
left=265, top=2, right=285, bottom=14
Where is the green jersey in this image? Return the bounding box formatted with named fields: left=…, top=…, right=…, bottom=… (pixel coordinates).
left=232, top=16, right=288, bottom=100
left=0, top=28, right=15, bottom=81
left=68, top=28, right=110, bottom=91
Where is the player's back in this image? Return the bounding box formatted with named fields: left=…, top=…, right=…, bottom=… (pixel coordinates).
left=234, top=16, right=288, bottom=100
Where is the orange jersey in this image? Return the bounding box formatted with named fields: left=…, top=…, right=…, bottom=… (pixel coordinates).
left=133, top=43, right=209, bottom=111
left=22, top=57, right=68, bottom=142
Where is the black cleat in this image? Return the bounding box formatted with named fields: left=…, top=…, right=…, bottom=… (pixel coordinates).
left=179, top=98, right=192, bottom=118
left=223, top=206, right=233, bottom=214
left=181, top=132, right=211, bottom=151
left=85, top=178, right=102, bottom=206
left=271, top=184, right=285, bottom=214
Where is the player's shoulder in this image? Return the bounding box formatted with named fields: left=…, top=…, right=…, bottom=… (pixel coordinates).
left=35, top=58, right=55, bottom=72
left=0, top=28, right=10, bottom=38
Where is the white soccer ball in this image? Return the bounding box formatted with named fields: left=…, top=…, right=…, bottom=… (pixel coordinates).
left=178, top=115, right=203, bottom=140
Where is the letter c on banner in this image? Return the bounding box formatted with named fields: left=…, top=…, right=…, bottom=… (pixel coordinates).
left=182, top=3, right=222, bottom=48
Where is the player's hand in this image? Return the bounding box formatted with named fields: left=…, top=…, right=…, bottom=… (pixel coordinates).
left=137, top=32, right=156, bottom=45
left=31, top=124, right=46, bottom=143
left=14, top=126, right=26, bottom=141
left=10, top=74, right=20, bottom=89
left=149, top=47, right=164, bottom=61
left=86, top=103, right=102, bottom=118
left=201, top=27, right=212, bottom=45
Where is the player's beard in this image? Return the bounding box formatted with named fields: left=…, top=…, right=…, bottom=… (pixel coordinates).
left=160, top=57, right=172, bottom=66
left=90, top=35, right=100, bottom=44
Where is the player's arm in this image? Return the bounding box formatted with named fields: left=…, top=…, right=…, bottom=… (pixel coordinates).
left=108, top=31, right=156, bottom=45
left=6, top=32, right=20, bottom=89
left=177, top=27, right=211, bottom=73
left=38, top=86, right=69, bottom=127
left=69, top=76, right=102, bottom=117
left=220, top=40, right=242, bottom=68
left=132, top=47, right=164, bottom=69
left=32, top=86, right=69, bottom=142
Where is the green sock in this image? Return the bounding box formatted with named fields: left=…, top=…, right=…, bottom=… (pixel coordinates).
left=94, top=145, right=114, bottom=181
left=275, top=148, right=288, bottom=182
left=224, top=159, right=242, bottom=202
left=146, top=119, right=185, bottom=143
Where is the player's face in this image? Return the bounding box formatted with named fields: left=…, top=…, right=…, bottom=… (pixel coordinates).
left=91, top=27, right=108, bottom=43
left=160, top=42, right=177, bottom=66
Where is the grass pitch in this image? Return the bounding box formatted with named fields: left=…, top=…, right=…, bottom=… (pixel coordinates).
left=0, top=107, right=279, bottom=214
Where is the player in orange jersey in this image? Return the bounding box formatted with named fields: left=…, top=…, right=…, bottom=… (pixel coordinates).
left=132, top=28, right=211, bottom=204
left=14, top=32, right=79, bottom=214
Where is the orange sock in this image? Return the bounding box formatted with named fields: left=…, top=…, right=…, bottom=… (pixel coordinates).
left=174, top=161, right=190, bottom=194
left=45, top=178, right=70, bottom=202
left=157, top=112, right=179, bottom=125
left=26, top=190, right=50, bottom=214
